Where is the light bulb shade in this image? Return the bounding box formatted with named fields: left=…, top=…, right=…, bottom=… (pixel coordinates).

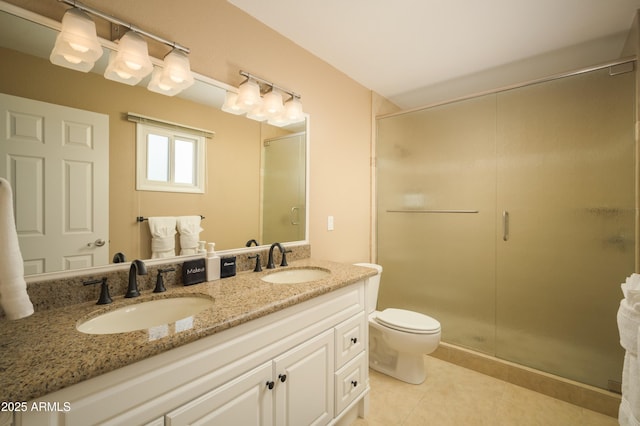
left=267, top=113, right=291, bottom=127
left=284, top=97, right=304, bottom=122
left=49, top=8, right=102, bottom=72
left=236, top=79, right=261, bottom=111
left=147, top=66, right=182, bottom=96
left=263, top=90, right=284, bottom=118
left=246, top=104, right=268, bottom=121
left=221, top=91, right=245, bottom=115
left=104, top=31, right=153, bottom=85
left=162, top=49, right=194, bottom=89
left=147, top=50, right=194, bottom=96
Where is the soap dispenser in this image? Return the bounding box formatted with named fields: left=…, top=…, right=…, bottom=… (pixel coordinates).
left=197, top=241, right=207, bottom=255
left=206, top=242, right=221, bottom=281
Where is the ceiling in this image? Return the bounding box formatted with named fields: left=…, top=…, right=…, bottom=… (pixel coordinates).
left=228, top=0, right=640, bottom=109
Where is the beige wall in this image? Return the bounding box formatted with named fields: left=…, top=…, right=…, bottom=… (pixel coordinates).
left=4, top=0, right=376, bottom=263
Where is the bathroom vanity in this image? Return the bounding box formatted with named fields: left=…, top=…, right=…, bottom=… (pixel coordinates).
left=0, top=260, right=375, bottom=426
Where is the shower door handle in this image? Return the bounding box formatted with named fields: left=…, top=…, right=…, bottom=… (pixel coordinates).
left=502, top=211, right=509, bottom=241
left=290, top=207, right=300, bottom=225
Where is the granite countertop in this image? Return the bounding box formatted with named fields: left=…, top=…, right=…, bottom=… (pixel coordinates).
left=0, top=259, right=376, bottom=402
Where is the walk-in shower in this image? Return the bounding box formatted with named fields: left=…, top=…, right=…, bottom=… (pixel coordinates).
left=376, top=59, right=636, bottom=390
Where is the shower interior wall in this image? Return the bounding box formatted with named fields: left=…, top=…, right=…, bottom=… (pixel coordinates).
left=376, top=64, right=636, bottom=390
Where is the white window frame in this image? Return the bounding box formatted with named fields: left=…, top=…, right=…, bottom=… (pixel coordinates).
left=136, top=122, right=206, bottom=193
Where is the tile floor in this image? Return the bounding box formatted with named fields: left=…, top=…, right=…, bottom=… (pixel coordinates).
left=352, top=355, right=618, bottom=426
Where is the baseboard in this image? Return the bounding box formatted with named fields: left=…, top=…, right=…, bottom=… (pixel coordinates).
left=430, top=342, right=621, bottom=418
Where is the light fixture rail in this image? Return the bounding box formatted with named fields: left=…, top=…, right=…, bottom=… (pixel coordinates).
left=58, top=0, right=189, bottom=53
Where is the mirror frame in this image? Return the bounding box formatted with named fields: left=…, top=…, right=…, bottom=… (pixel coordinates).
left=0, top=2, right=310, bottom=282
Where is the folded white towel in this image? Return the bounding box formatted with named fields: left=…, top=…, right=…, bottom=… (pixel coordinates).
left=148, top=217, right=177, bottom=259
left=0, top=178, right=34, bottom=320
left=618, top=299, right=640, bottom=355
left=177, top=216, right=203, bottom=255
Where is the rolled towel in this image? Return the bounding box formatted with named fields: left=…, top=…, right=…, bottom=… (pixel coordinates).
left=0, top=178, right=34, bottom=320
left=148, top=217, right=177, bottom=259
left=620, top=352, right=640, bottom=426
left=177, top=216, right=203, bottom=255
left=618, top=299, right=640, bottom=355
left=623, top=274, right=640, bottom=307
left=620, top=397, right=640, bottom=426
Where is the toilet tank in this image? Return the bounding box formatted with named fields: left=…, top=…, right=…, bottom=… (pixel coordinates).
left=354, top=263, right=382, bottom=314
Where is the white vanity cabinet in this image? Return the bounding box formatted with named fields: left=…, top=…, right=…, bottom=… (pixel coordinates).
left=17, top=281, right=368, bottom=426
left=165, top=330, right=334, bottom=426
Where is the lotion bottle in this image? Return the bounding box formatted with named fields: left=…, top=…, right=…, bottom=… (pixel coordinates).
left=206, top=242, right=221, bottom=281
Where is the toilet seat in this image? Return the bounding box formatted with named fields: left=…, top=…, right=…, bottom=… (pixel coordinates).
left=375, top=308, right=441, bottom=334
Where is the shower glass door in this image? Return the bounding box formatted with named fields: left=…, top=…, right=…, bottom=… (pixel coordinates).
left=376, top=62, right=636, bottom=389
left=376, top=95, right=498, bottom=354
left=495, top=66, right=635, bottom=388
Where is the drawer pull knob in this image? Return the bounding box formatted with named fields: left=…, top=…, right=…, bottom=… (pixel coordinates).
left=351, top=380, right=358, bottom=387
left=279, top=374, right=287, bottom=383
left=266, top=381, right=275, bottom=390
left=351, top=337, right=358, bottom=344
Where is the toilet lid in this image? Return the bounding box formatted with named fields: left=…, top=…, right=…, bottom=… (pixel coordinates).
left=376, top=308, right=441, bottom=334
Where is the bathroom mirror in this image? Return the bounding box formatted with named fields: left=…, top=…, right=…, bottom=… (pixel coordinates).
left=0, top=6, right=308, bottom=276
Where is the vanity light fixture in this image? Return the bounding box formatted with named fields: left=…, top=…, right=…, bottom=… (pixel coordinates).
left=51, top=0, right=193, bottom=96
left=104, top=31, right=153, bottom=85
left=262, top=88, right=285, bottom=118
left=49, top=8, right=102, bottom=72
left=147, top=49, right=194, bottom=95
left=223, top=71, right=305, bottom=127
left=236, top=79, right=262, bottom=112
left=283, top=96, right=304, bottom=122
left=221, top=92, right=246, bottom=115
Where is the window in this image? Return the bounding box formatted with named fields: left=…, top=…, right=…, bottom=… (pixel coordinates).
left=136, top=122, right=206, bottom=193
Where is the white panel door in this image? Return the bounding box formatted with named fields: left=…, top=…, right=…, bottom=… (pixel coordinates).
left=0, top=93, right=109, bottom=274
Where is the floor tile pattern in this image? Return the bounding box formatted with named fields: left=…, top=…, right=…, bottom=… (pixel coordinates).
left=352, top=356, right=618, bottom=426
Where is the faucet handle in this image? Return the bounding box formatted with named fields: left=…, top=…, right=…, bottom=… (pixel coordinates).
left=84, top=277, right=112, bottom=305
left=249, top=254, right=262, bottom=272
left=154, top=267, right=176, bottom=293
left=280, top=249, right=292, bottom=267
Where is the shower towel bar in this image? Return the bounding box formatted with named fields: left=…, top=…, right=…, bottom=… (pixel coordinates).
left=137, top=215, right=205, bottom=222
left=386, top=210, right=479, bottom=214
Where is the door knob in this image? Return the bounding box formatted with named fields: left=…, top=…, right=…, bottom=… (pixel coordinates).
left=279, top=374, right=287, bottom=383
left=87, top=239, right=106, bottom=247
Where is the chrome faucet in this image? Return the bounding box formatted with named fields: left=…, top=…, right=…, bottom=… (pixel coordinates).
left=267, top=243, right=291, bottom=269
left=125, top=259, right=147, bottom=298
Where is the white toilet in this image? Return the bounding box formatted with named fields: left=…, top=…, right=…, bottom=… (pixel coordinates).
left=355, top=263, right=441, bottom=385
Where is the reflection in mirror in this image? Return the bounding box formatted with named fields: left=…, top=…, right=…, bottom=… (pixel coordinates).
left=0, top=6, right=308, bottom=276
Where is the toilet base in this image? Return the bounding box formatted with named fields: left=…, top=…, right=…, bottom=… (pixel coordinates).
left=369, top=327, right=430, bottom=384
left=370, top=350, right=427, bottom=384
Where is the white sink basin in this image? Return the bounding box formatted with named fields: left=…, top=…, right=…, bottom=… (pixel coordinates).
left=77, top=296, right=214, bottom=335
left=261, top=268, right=330, bottom=284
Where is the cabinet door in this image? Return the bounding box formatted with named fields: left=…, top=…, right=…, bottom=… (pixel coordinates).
left=165, top=362, right=273, bottom=426
left=274, top=329, right=334, bottom=426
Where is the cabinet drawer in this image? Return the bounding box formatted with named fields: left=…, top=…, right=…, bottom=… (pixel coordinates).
left=335, top=312, right=366, bottom=368
left=335, top=352, right=367, bottom=415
